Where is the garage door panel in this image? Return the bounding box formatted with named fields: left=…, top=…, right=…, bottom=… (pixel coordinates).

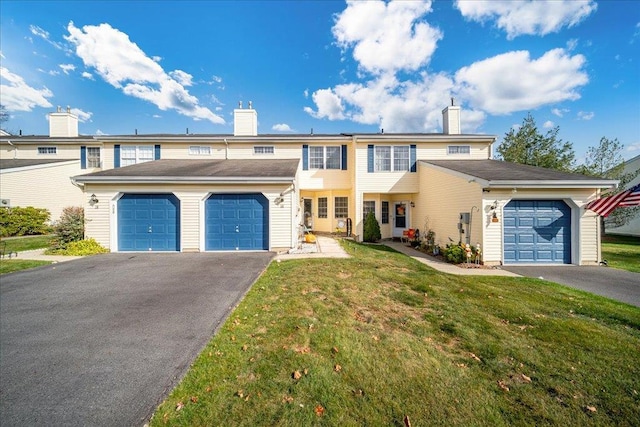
left=504, top=200, right=570, bottom=264
left=118, top=194, right=180, bottom=252
left=205, top=193, right=269, bottom=251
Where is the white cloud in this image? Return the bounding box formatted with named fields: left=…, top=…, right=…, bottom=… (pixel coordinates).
left=551, top=108, right=569, bottom=117
left=59, top=64, right=76, bottom=75
left=152, top=114, right=161, bottom=118
left=626, top=142, right=640, bottom=153
left=29, top=24, right=65, bottom=50
left=454, top=0, right=597, bottom=39
left=70, top=107, right=92, bottom=123
left=332, top=0, right=442, bottom=74
left=455, top=49, right=588, bottom=114
left=577, top=111, right=594, bottom=120
left=65, top=22, right=224, bottom=124
left=169, top=70, right=193, bottom=86
left=82, top=71, right=94, bottom=80
left=272, top=123, right=294, bottom=132
left=47, top=70, right=60, bottom=76
left=304, top=88, right=345, bottom=120
left=303, top=89, right=309, bottom=98
left=0, top=66, right=53, bottom=111
left=94, top=129, right=107, bottom=135
left=543, top=120, right=554, bottom=128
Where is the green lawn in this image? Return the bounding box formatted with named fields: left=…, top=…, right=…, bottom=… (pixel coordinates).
left=1, top=234, right=54, bottom=253
left=0, top=259, right=52, bottom=275
left=151, top=241, right=640, bottom=426
left=602, top=234, right=640, bottom=273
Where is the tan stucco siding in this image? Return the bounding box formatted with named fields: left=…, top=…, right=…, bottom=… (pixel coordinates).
left=83, top=183, right=294, bottom=252
left=0, top=161, right=84, bottom=220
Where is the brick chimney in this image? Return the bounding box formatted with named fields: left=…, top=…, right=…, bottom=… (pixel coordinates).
left=233, top=101, right=258, bottom=136
left=442, top=99, right=460, bottom=135
left=49, top=106, right=79, bottom=137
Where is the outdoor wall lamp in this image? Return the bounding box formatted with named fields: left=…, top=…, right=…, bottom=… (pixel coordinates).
left=492, top=211, right=499, bottom=223
left=410, top=201, right=415, bottom=208
left=89, top=194, right=99, bottom=206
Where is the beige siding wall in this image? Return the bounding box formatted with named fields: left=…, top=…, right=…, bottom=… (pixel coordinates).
left=480, top=188, right=599, bottom=265
left=416, top=164, right=482, bottom=251
left=0, top=161, right=84, bottom=220
left=0, top=145, right=81, bottom=160
left=415, top=142, right=491, bottom=160
left=83, top=183, right=294, bottom=252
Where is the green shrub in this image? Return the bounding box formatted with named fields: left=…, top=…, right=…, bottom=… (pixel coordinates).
left=443, top=243, right=465, bottom=264
left=0, top=206, right=51, bottom=237
left=363, top=211, right=381, bottom=243
left=46, top=238, right=109, bottom=256
left=50, top=207, right=84, bottom=249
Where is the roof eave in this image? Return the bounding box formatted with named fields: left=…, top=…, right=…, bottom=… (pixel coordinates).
left=486, top=180, right=619, bottom=189
left=73, top=175, right=296, bottom=184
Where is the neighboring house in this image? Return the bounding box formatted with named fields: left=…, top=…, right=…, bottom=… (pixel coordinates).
left=605, top=154, right=640, bottom=237
left=0, top=104, right=617, bottom=265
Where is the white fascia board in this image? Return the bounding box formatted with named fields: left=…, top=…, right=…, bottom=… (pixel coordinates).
left=73, top=176, right=295, bottom=184
left=355, top=134, right=496, bottom=143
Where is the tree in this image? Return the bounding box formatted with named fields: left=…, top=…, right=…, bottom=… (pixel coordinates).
left=577, top=137, right=639, bottom=230
left=363, top=211, right=381, bottom=243
left=497, top=113, right=575, bottom=172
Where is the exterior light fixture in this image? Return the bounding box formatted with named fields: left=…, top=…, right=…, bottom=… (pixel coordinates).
left=492, top=211, right=499, bottom=223
left=89, top=194, right=99, bottom=206
left=410, top=201, right=415, bottom=208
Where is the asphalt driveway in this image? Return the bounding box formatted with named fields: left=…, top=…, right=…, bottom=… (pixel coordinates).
left=502, top=265, right=640, bottom=307
left=0, top=252, right=273, bottom=427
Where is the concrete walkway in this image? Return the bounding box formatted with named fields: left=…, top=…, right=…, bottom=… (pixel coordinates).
left=8, top=248, right=83, bottom=263
left=274, top=235, right=351, bottom=260
left=383, top=240, right=520, bottom=276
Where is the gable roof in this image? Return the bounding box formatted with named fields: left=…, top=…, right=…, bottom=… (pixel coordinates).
left=73, top=159, right=299, bottom=184
left=423, top=159, right=617, bottom=189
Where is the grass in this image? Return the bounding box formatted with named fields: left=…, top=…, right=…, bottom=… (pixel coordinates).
left=0, top=259, right=52, bottom=275
left=0, top=234, right=54, bottom=253
left=602, top=234, right=640, bottom=273
left=151, top=241, right=640, bottom=426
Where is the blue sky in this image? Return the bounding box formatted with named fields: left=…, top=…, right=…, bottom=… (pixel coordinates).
left=1, top=0, right=639, bottom=161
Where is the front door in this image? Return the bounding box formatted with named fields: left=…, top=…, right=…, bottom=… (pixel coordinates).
left=303, top=198, right=313, bottom=229
left=393, top=202, right=408, bottom=238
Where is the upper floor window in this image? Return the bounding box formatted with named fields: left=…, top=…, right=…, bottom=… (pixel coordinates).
left=448, top=145, right=470, bottom=155
left=375, top=146, right=411, bottom=171
left=87, top=147, right=101, bottom=168
left=121, top=145, right=154, bottom=166
left=309, top=146, right=341, bottom=170
left=38, top=146, right=57, bottom=155
left=254, top=146, right=274, bottom=155
left=189, top=146, right=211, bottom=155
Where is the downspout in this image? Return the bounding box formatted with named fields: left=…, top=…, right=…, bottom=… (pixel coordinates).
left=224, top=138, right=229, bottom=159
left=7, top=140, right=17, bottom=159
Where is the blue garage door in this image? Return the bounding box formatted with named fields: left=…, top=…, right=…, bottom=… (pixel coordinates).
left=503, top=200, right=571, bottom=264
left=205, top=193, right=269, bottom=251
left=118, top=194, right=180, bottom=251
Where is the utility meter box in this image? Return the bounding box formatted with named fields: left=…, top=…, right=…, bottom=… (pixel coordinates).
left=459, top=212, right=470, bottom=224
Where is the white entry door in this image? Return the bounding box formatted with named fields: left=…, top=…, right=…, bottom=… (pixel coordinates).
left=393, top=202, right=409, bottom=237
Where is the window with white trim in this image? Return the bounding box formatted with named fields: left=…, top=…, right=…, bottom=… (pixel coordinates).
left=381, top=201, right=389, bottom=224
left=375, top=146, right=410, bottom=171
left=335, top=197, right=348, bottom=218
left=189, top=146, right=211, bottom=155
left=318, top=197, right=328, bottom=219
left=363, top=201, right=375, bottom=219
left=448, top=145, right=470, bottom=155
left=87, top=147, right=101, bottom=168
left=309, top=146, right=341, bottom=169
left=254, top=146, right=274, bottom=155
left=121, top=145, right=154, bottom=166
left=37, top=146, right=57, bottom=155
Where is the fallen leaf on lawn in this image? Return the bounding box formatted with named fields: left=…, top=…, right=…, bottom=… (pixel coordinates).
left=205, top=386, right=212, bottom=393
left=163, top=412, right=169, bottom=423
left=332, top=346, right=339, bottom=354
left=208, top=351, right=212, bottom=357
left=283, top=395, right=294, bottom=404
left=294, top=346, right=311, bottom=354
left=236, top=390, right=244, bottom=398
left=303, top=368, right=309, bottom=375
left=249, top=357, right=256, bottom=362
left=404, top=414, right=412, bottom=427
left=315, top=405, right=325, bottom=416
left=456, top=363, right=467, bottom=368
left=334, top=364, right=342, bottom=372
left=352, top=389, right=364, bottom=396
left=586, top=406, right=597, bottom=413
left=190, top=396, right=198, bottom=403
left=230, top=336, right=236, bottom=341
left=175, top=401, right=184, bottom=411
left=469, top=353, right=481, bottom=362
left=292, top=370, right=302, bottom=380
left=242, top=344, right=248, bottom=351
left=521, top=374, right=532, bottom=383
left=497, top=380, right=510, bottom=392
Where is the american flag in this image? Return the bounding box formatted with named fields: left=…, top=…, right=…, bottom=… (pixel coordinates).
left=587, top=183, right=640, bottom=217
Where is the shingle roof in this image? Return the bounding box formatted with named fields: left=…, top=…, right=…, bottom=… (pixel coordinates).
left=74, top=159, right=299, bottom=182
left=422, top=159, right=615, bottom=186
left=0, top=159, right=77, bottom=170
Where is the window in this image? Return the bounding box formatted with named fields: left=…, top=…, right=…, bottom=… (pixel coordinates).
left=393, top=146, right=410, bottom=171
left=318, top=197, right=328, bottom=219
left=381, top=201, right=389, bottom=224
left=374, top=146, right=391, bottom=171
left=448, top=145, right=470, bottom=155
left=254, top=146, right=274, bottom=154
left=309, top=146, right=324, bottom=169
left=363, top=201, right=375, bottom=219
left=189, top=146, right=211, bottom=155
left=335, top=197, right=348, bottom=218
left=38, top=146, right=57, bottom=155
left=87, top=147, right=100, bottom=168
left=374, top=146, right=411, bottom=172
left=121, top=145, right=154, bottom=166
left=308, top=146, right=341, bottom=169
